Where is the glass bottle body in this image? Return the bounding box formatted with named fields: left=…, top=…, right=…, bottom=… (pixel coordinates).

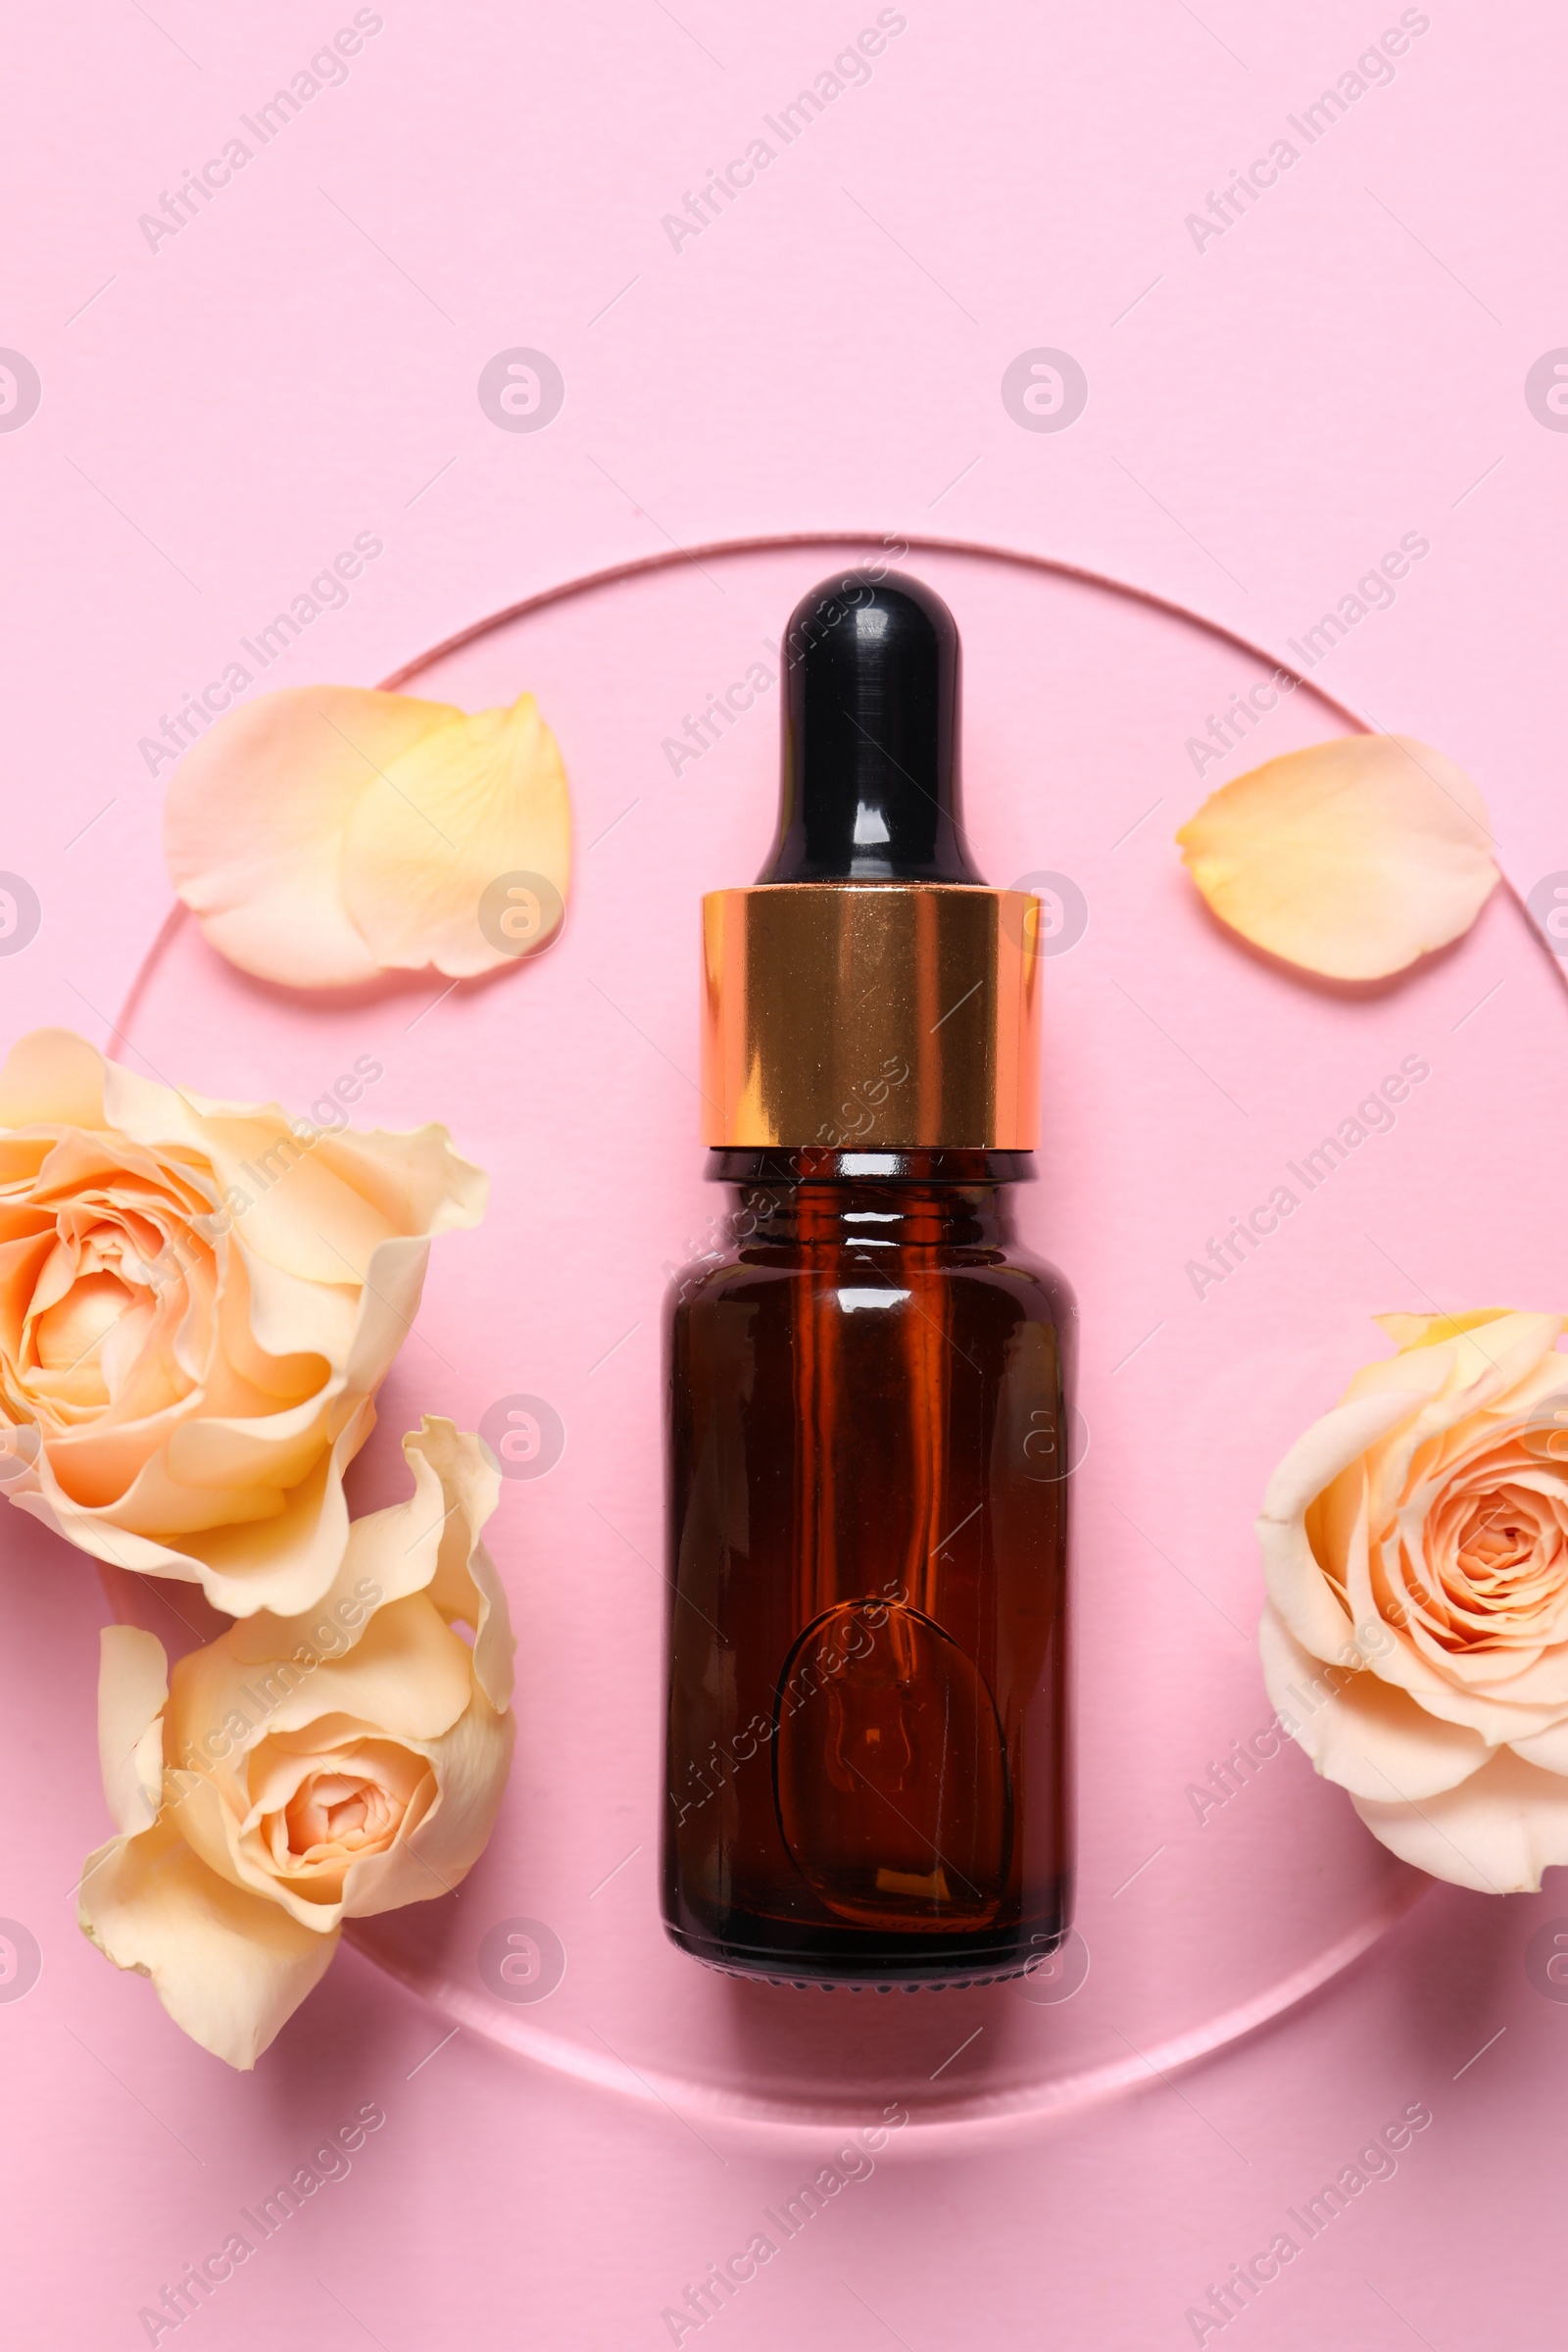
left=662, top=1151, right=1073, bottom=1987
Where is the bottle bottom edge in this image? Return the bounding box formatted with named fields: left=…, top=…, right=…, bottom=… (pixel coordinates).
left=663, top=1919, right=1067, bottom=1991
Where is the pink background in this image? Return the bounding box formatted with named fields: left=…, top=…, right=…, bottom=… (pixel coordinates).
left=3, top=5, right=1568, bottom=2346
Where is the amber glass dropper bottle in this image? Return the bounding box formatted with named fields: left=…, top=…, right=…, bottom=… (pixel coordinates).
left=662, top=566, right=1074, bottom=1988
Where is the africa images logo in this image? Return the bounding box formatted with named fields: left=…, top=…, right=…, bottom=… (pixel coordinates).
left=0, top=351, right=41, bottom=433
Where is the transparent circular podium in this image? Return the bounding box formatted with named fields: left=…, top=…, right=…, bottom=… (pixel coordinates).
left=120, top=533, right=1513, bottom=2140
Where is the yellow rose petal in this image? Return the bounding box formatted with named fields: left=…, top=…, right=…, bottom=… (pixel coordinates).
left=1177, top=734, right=1498, bottom=980
left=165, top=684, right=571, bottom=988
left=343, top=693, right=570, bottom=978
left=78, top=1815, right=337, bottom=2070
left=1372, top=1308, right=1514, bottom=1353
left=165, top=686, right=455, bottom=986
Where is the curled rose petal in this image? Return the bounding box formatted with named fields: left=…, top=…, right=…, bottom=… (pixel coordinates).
left=78, top=1424, right=514, bottom=2068
left=165, top=684, right=571, bottom=988
left=1177, top=735, right=1497, bottom=980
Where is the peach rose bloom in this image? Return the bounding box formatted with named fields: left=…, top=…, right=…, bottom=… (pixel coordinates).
left=79, top=1421, right=513, bottom=2068
left=1259, top=1310, right=1568, bottom=1891
left=0, top=1029, right=484, bottom=1616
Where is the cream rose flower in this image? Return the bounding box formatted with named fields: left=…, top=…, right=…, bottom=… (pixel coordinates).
left=1258, top=1309, right=1568, bottom=1892
left=0, top=1028, right=484, bottom=1616
left=78, top=1420, right=513, bottom=2068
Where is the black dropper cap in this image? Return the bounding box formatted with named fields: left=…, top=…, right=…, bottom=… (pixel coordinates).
left=759, top=569, right=984, bottom=885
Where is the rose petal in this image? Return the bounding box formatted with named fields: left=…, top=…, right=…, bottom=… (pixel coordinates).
left=220, top=1418, right=511, bottom=1702
left=1506, top=1720, right=1568, bottom=1776
left=164, top=684, right=570, bottom=987
left=342, top=694, right=570, bottom=978
left=1177, top=734, right=1497, bottom=980
left=339, top=1688, right=515, bottom=1919
left=1328, top=1605, right=1568, bottom=1745
left=1372, top=1307, right=1517, bottom=1355
left=404, top=1418, right=513, bottom=1709
left=1350, top=1748, right=1568, bottom=1894
left=1257, top=1389, right=1421, bottom=1658
left=164, top=686, right=459, bottom=987
left=98, top=1626, right=169, bottom=1837
left=226, top=1431, right=453, bottom=1661
left=77, top=1817, right=337, bottom=2069
left=0, top=1027, right=108, bottom=1129
left=1260, top=1604, right=1492, bottom=1799
left=171, top=1593, right=475, bottom=1770
left=1339, top=1311, right=1562, bottom=1420
left=18, top=1420, right=366, bottom=1620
